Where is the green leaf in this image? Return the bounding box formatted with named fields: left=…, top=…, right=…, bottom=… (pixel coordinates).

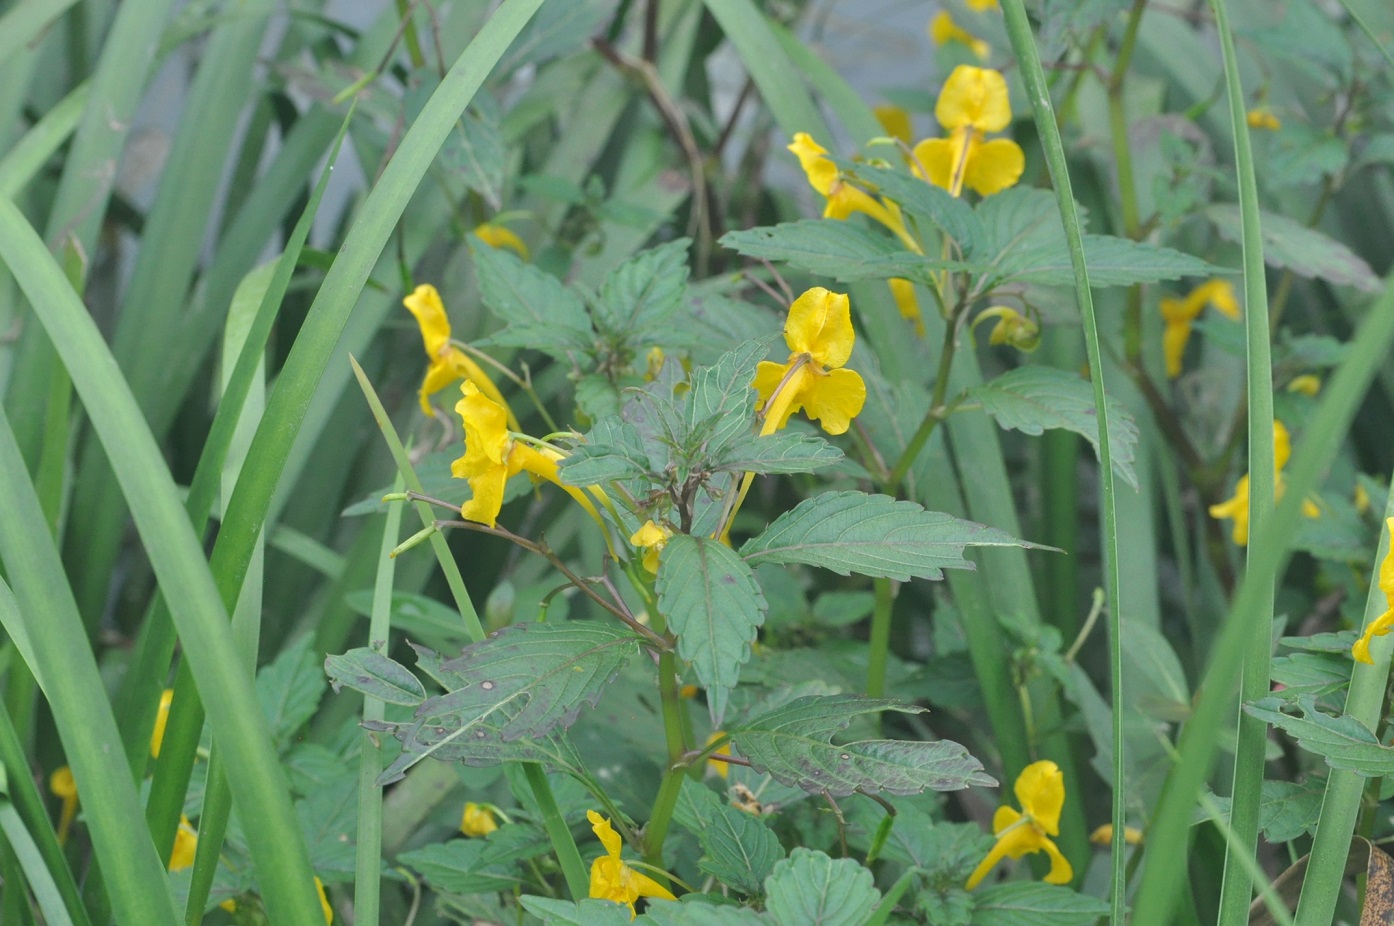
left=1269, top=651, right=1350, bottom=697
left=718, top=221, right=963, bottom=285
left=495, top=0, right=619, bottom=75
left=1206, top=204, right=1381, bottom=292
left=1204, top=777, right=1324, bottom=844
left=343, top=590, right=471, bottom=655
left=325, top=649, right=427, bottom=706
left=643, top=900, right=770, bottom=925
left=473, top=243, right=593, bottom=355
left=1011, top=235, right=1220, bottom=287
left=675, top=780, right=785, bottom=895
left=1244, top=695, right=1394, bottom=775
left=713, top=431, right=843, bottom=475
left=740, top=491, right=1041, bottom=581
left=594, top=238, right=691, bottom=335
left=295, top=777, right=358, bottom=875
left=764, top=848, right=880, bottom=926
left=971, top=882, right=1111, bottom=926
left=559, top=417, right=653, bottom=485
left=685, top=340, right=770, bottom=464
left=444, top=106, right=506, bottom=211
left=519, top=896, right=634, bottom=926
left=657, top=535, right=768, bottom=723
left=375, top=623, right=642, bottom=781
left=401, top=825, right=552, bottom=894
left=968, top=367, right=1140, bottom=490
left=838, top=161, right=983, bottom=255
left=730, top=695, right=994, bottom=796
left=256, top=635, right=326, bottom=748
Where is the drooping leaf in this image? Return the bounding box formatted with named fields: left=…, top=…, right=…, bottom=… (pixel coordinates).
left=370, top=707, right=591, bottom=785
left=971, top=882, right=1111, bottom=926
left=764, top=848, right=880, bottom=926
left=473, top=243, right=593, bottom=356
left=368, top=623, right=642, bottom=781
left=324, top=649, right=426, bottom=706
left=719, top=221, right=964, bottom=285
left=593, top=238, right=691, bottom=336
left=519, top=896, right=634, bottom=926
left=675, top=780, right=785, bottom=895
left=1245, top=695, right=1394, bottom=775
left=968, top=367, right=1140, bottom=489
left=256, top=635, right=326, bottom=748
left=658, top=535, right=768, bottom=723
left=1207, top=204, right=1381, bottom=292
left=713, top=431, right=843, bottom=475
left=740, top=491, right=1041, bottom=581
left=730, top=695, right=994, bottom=796
left=400, top=825, right=552, bottom=894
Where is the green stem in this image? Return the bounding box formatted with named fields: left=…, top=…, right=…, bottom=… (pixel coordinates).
left=865, top=578, right=894, bottom=698
left=1000, top=0, right=1125, bottom=914
left=523, top=763, right=588, bottom=900
left=643, top=648, right=690, bottom=876
left=1208, top=0, right=1277, bottom=916
left=886, top=315, right=959, bottom=494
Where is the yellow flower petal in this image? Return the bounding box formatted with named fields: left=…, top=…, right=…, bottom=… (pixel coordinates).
left=474, top=222, right=529, bottom=260
left=1287, top=374, right=1321, bottom=396
left=1209, top=475, right=1251, bottom=546
left=930, top=11, right=990, bottom=59
left=784, top=287, right=854, bottom=368
left=1355, top=483, right=1371, bottom=515
left=1089, top=824, right=1144, bottom=845
left=968, top=761, right=1074, bottom=890
left=1193, top=279, right=1241, bottom=320
left=588, top=810, right=623, bottom=861
left=1353, top=608, right=1394, bottom=665
left=887, top=278, right=923, bottom=334
left=874, top=104, right=913, bottom=145
left=461, top=802, right=499, bottom=837
left=1016, top=760, right=1065, bottom=835
left=802, top=368, right=867, bottom=436
left=587, top=811, right=675, bottom=917
left=630, top=520, right=671, bottom=574
left=963, top=137, right=1025, bottom=196
left=1042, top=837, right=1074, bottom=884
left=1246, top=108, right=1281, bottom=131
left=453, top=381, right=513, bottom=527
left=151, top=688, right=174, bottom=758
left=1273, top=420, right=1292, bottom=471
left=966, top=0, right=998, bottom=9
left=936, top=66, right=1013, bottom=133
left=788, top=133, right=836, bottom=197
left=404, top=284, right=451, bottom=358
left=705, top=732, right=732, bottom=779
left=1162, top=318, right=1192, bottom=379
left=316, top=876, right=333, bottom=925
left=169, top=815, right=198, bottom=871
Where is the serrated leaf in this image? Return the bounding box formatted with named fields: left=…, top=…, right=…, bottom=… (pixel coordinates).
left=972, top=882, right=1110, bottom=926
left=968, top=367, right=1140, bottom=490
left=496, top=0, right=620, bottom=75
left=296, top=777, right=358, bottom=875
left=839, top=160, right=982, bottom=255
left=658, top=535, right=767, bottom=724
left=520, top=896, right=634, bottom=926
left=1245, top=695, right=1394, bottom=775
left=401, top=825, right=551, bottom=894
left=740, top=491, right=1039, bottom=581
left=324, top=649, right=426, bottom=705
left=675, top=780, right=785, bottom=895
left=718, top=221, right=965, bottom=285
left=714, top=431, right=843, bottom=475
left=445, top=108, right=505, bottom=210
left=686, top=340, right=771, bottom=463
left=1207, top=204, right=1380, bottom=292
left=375, top=623, right=641, bottom=781
left=764, top=848, right=880, bottom=926
left=473, top=243, right=593, bottom=356
left=1007, top=234, right=1219, bottom=287
left=594, top=239, right=691, bottom=335
left=257, top=634, right=326, bottom=748
left=1269, top=651, right=1350, bottom=696
left=730, top=695, right=994, bottom=797
left=1204, top=777, right=1324, bottom=844
left=643, top=900, right=770, bottom=925
left=560, top=417, right=653, bottom=485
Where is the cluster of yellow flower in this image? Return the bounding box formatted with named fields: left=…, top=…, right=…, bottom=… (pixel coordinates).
left=1208, top=420, right=1321, bottom=547
left=1351, top=518, right=1394, bottom=665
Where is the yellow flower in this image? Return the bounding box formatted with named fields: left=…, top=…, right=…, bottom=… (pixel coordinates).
left=751, top=288, right=867, bottom=436
left=630, top=520, right=671, bottom=574
left=1208, top=420, right=1321, bottom=546
left=169, top=815, right=198, bottom=871
left=787, top=133, right=918, bottom=251
left=887, top=278, right=924, bottom=335
left=316, top=876, right=333, bottom=924
left=913, top=66, right=1024, bottom=198
left=1351, top=518, right=1394, bottom=665
left=151, top=688, right=174, bottom=758
left=587, top=811, right=676, bottom=917
left=404, top=284, right=516, bottom=424
left=1246, top=108, right=1281, bottom=131
left=974, top=305, right=1040, bottom=352
left=1287, top=374, right=1321, bottom=396
left=474, top=222, right=529, bottom=260
left=1356, top=483, right=1372, bottom=515
left=50, top=766, right=78, bottom=845
left=930, top=11, right=989, bottom=60
left=705, top=732, right=732, bottom=779
left=452, top=381, right=595, bottom=528
left=873, top=104, right=913, bottom=145
left=966, top=760, right=1072, bottom=890
left=1089, top=824, right=1144, bottom=846
left=461, top=802, right=500, bottom=837
left=966, top=0, right=999, bottom=9
left=1159, top=279, right=1241, bottom=378
left=679, top=684, right=700, bottom=699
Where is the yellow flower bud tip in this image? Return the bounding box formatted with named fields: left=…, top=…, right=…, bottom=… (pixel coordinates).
left=49, top=766, right=76, bottom=798
left=976, top=306, right=1040, bottom=352
left=929, top=11, right=990, bottom=59
left=1287, top=374, right=1321, bottom=396
left=1089, top=824, right=1143, bottom=846
left=1246, top=107, right=1281, bottom=131
left=474, top=222, right=530, bottom=260
left=150, top=687, right=174, bottom=758
left=966, top=760, right=1072, bottom=890
left=461, top=802, right=500, bottom=837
